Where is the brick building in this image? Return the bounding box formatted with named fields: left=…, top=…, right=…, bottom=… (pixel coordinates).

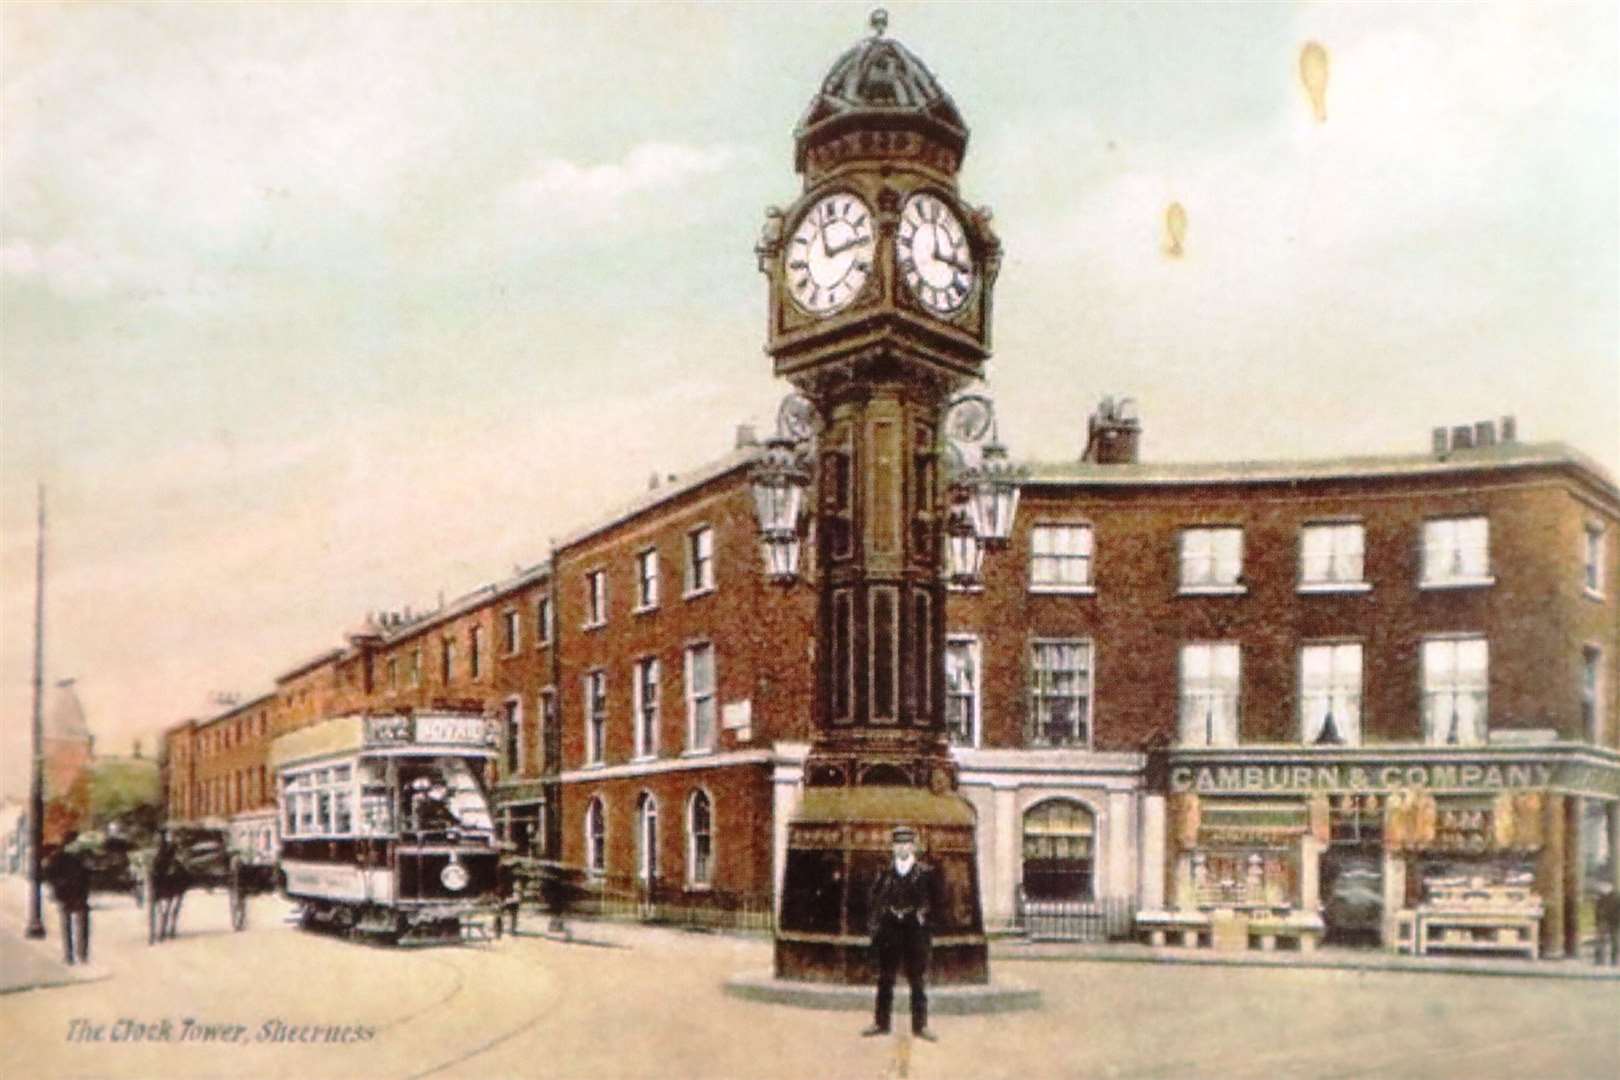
left=159, top=410, right=1620, bottom=957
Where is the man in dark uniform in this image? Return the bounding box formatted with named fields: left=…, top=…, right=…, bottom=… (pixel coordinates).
left=1595, top=881, right=1620, bottom=966
left=862, top=825, right=939, bottom=1042
left=44, top=832, right=91, bottom=965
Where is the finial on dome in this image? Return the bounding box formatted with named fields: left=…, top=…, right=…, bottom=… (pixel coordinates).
left=869, top=8, right=888, bottom=37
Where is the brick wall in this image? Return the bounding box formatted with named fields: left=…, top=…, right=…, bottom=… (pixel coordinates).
left=948, top=462, right=1620, bottom=753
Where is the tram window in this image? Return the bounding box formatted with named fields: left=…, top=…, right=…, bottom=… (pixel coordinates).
left=334, top=792, right=354, bottom=834
left=398, top=757, right=494, bottom=834
left=317, top=791, right=332, bottom=833
left=360, top=758, right=392, bottom=836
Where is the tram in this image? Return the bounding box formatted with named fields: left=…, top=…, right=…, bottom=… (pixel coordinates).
left=268, top=706, right=503, bottom=943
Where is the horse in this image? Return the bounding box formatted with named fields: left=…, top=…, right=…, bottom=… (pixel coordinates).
left=146, top=839, right=190, bottom=944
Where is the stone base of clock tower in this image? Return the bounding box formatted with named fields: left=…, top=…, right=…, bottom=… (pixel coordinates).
left=772, top=784, right=989, bottom=986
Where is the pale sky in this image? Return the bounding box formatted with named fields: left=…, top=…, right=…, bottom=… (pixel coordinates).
left=2, top=2, right=1616, bottom=798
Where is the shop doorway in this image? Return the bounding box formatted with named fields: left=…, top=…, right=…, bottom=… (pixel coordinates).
left=1323, top=795, right=1384, bottom=947
left=1322, top=848, right=1382, bottom=946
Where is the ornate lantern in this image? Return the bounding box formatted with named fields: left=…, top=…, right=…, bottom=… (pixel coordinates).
left=945, top=489, right=984, bottom=587
left=750, top=396, right=816, bottom=583
left=964, top=437, right=1020, bottom=548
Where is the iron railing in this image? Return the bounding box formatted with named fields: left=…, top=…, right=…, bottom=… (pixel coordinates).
left=1015, top=889, right=1137, bottom=942
left=567, top=874, right=775, bottom=933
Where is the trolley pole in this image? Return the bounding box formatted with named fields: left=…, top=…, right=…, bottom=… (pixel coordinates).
left=25, top=483, right=47, bottom=939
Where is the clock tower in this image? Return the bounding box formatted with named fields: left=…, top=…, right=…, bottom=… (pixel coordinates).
left=758, top=10, right=1000, bottom=986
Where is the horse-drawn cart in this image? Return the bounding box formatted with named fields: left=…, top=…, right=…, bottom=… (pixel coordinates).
left=137, top=824, right=278, bottom=941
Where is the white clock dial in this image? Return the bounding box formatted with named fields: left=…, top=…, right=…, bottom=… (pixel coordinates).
left=898, top=192, right=974, bottom=315
left=785, top=193, right=875, bottom=315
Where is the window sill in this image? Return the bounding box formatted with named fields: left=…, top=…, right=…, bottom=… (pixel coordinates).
left=582, top=620, right=607, bottom=631
left=1177, top=584, right=1247, bottom=597
left=535, top=641, right=552, bottom=651
left=1584, top=587, right=1606, bottom=603
left=1024, top=741, right=1094, bottom=751
left=946, top=583, right=985, bottom=594
left=1420, top=577, right=1496, bottom=591
left=680, top=748, right=716, bottom=759
left=685, top=882, right=713, bottom=893
left=683, top=586, right=717, bottom=601
left=633, top=603, right=660, bottom=616
left=581, top=761, right=606, bottom=771
left=1029, top=584, right=1097, bottom=596
left=631, top=753, right=658, bottom=764
left=1297, top=581, right=1372, bottom=595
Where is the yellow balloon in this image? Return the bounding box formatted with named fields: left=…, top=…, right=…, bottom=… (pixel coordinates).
left=1300, top=42, right=1329, bottom=123
left=1165, top=201, right=1187, bottom=257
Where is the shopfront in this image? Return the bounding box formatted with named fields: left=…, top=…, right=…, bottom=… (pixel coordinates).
left=1143, top=746, right=1620, bottom=958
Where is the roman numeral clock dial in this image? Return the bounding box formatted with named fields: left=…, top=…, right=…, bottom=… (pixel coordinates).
left=785, top=193, right=875, bottom=315
left=898, top=192, right=975, bottom=316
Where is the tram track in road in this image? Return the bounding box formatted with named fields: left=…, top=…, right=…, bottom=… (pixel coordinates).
left=396, top=939, right=562, bottom=1080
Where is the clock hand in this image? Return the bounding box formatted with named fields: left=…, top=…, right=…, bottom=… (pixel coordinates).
left=940, top=251, right=973, bottom=274
left=825, top=235, right=870, bottom=258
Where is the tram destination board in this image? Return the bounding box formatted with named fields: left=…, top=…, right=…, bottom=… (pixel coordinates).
left=363, top=713, right=499, bottom=750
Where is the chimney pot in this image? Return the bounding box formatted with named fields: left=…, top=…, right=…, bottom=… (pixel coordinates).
left=1500, top=415, right=1517, bottom=442
left=1474, top=420, right=1496, bottom=447
left=1082, top=395, right=1142, bottom=465
left=1451, top=424, right=1474, bottom=450
left=648, top=472, right=660, bottom=490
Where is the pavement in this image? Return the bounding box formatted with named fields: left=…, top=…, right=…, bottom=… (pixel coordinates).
left=0, top=876, right=113, bottom=995
left=991, top=936, right=1620, bottom=981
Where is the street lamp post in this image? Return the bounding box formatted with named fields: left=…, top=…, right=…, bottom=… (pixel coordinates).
left=26, top=484, right=48, bottom=939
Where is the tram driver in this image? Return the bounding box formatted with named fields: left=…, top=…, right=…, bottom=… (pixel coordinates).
left=409, top=776, right=459, bottom=833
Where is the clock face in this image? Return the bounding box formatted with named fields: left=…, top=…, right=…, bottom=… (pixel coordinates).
left=898, top=193, right=974, bottom=315
left=785, top=193, right=875, bottom=315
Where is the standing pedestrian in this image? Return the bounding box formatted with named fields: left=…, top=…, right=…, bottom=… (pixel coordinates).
left=44, top=832, right=91, bottom=966
left=862, top=826, right=939, bottom=1042
left=1595, top=881, right=1620, bottom=966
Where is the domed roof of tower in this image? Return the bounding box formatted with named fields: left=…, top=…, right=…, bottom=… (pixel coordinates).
left=45, top=678, right=91, bottom=742
left=795, top=10, right=967, bottom=172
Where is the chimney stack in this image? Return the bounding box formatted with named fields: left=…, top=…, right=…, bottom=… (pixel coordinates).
left=1450, top=424, right=1474, bottom=451
left=1432, top=427, right=1449, bottom=456
left=1474, top=420, right=1496, bottom=447
left=735, top=423, right=758, bottom=449
left=1500, top=415, right=1516, bottom=442
left=1082, top=396, right=1141, bottom=465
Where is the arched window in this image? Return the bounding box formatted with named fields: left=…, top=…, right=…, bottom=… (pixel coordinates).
left=585, top=797, right=606, bottom=875
left=687, top=791, right=713, bottom=887
left=1022, top=800, right=1095, bottom=901
left=635, top=792, right=658, bottom=888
